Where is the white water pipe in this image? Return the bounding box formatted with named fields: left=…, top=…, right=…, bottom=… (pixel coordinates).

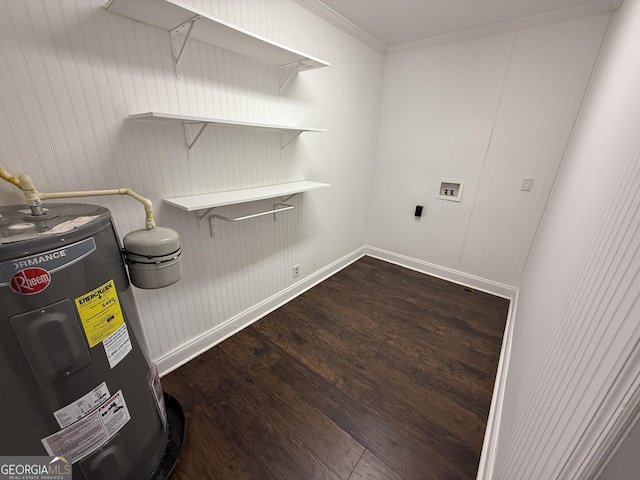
left=0, top=168, right=156, bottom=230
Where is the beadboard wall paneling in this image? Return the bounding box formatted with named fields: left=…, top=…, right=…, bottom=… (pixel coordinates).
left=0, top=0, right=383, bottom=361
left=491, top=0, right=640, bottom=477
left=366, top=14, right=610, bottom=288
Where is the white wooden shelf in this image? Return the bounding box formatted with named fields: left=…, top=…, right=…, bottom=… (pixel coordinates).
left=104, top=0, right=329, bottom=81
left=129, top=112, right=325, bottom=133
left=129, top=112, right=326, bottom=157
left=164, top=181, right=330, bottom=212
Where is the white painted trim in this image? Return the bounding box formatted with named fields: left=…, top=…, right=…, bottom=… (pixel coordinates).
left=289, top=0, right=387, bottom=53
left=386, top=1, right=613, bottom=54
left=365, top=246, right=517, bottom=299
left=477, top=289, right=518, bottom=480
left=156, top=246, right=366, bottom=376
left=292, top=0, right=614, bottom=55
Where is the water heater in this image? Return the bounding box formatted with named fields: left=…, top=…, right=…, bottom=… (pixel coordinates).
left=0, top=203, right=184, bottom=479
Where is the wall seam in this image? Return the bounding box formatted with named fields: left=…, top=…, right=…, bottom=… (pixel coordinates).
left=456, top=31, right=518, bottom=270
left=513, top=12, right=615, bottom=287
left=364, top=53, right=386, bottom=245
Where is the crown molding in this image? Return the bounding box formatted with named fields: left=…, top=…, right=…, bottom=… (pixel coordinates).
left=289, top=0, right=387, bottom=53
left=291, top=0, right=615, bottom=56
left=386, top=0, right=613, bottom=55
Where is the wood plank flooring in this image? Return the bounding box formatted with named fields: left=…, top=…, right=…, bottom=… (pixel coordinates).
left=161, top=256, right=509, bottom=480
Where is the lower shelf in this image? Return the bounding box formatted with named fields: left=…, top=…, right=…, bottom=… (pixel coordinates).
left=163, top=181, right=331, bottom=212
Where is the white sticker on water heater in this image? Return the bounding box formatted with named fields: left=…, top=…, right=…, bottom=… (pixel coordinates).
left=40, top=216, right=99, bottom=235
left=42, top=390, right=131, bottom=464
left=103, top=323, right=132, bottom=369
left=98, top=390, right=131, bottom=438
left=53, top=382, right=111, bottom=429
left=148, top=364, right=167, bottom=430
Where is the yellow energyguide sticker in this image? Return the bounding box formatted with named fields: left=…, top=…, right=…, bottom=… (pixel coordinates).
left=75, top=279, right=125, bottom=348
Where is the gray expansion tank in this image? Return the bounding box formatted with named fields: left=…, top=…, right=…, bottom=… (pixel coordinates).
left=0, top=203, right=184, bottom=479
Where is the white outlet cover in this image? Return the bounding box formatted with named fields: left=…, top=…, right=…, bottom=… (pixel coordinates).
left=437, top=178, right=464, bottom=202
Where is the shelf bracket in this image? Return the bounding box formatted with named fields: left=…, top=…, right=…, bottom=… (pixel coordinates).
left=281, top=192, right=299, bottom=203
left=184, top=123, right=208, bottom=160
left=281, top=130, right=302, bottom=149
left=195, top=208, right=215, bottom=233
left=278, top=59, right=314, bottom=91
left=278, top=60, right=303, bottom=91
left=170, top=15, right=200, bottom=79
left=197, top=207, right=216, bottom=222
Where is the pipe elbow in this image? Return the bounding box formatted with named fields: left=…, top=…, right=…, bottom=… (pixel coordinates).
left=122, top=188, right=155, bottom=230
left=17, top=174, right=42, bottom=205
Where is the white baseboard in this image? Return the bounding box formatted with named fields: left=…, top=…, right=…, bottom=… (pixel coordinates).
left=156, top=246, right=366, bottom=377
left=476, top=289, right=518, bottom=480
left=365, top=246, right=518, bottom=299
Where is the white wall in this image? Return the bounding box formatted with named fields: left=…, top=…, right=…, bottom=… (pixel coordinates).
left=367, top=15, right=609, bottom=288
left=491, top=0, right=640, bottom=477
left=0, top=0, right=383, bottom=367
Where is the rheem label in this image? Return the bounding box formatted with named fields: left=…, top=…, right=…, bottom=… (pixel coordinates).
left=10, top=267, right=51, bottom=295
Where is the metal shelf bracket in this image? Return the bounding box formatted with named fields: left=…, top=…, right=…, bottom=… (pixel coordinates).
left=197, top=207, right=216, bottom=222
left=280, top=130, right=302, bottom=149
left=278, top=59, right=316, bottom=91
left=278, top=60, right=302, bottom=91
left=170, top=15, right=201, bottom=79
left=281, top=192, right=299, bottom=203
left=195, top=207, right=215, bottom=232
left=184, top=123, right=208, bottom=160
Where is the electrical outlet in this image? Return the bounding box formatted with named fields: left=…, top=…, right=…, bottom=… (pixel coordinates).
left=293, top=264, right=300, bottom=278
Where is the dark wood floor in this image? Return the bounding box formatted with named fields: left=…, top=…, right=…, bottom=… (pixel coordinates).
left=161, top=256, right=509, bottom=480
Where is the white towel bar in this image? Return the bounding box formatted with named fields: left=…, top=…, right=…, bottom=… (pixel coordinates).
left=211, top=203, right=293, bottom=222
left=207, top=203, right=293, bottom=236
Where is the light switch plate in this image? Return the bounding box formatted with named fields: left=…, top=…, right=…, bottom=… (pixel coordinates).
left=521, top=177, right=534, bottom=192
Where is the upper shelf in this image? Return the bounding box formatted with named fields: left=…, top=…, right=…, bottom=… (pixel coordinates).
left=164, top=181, right=331, bottom=212
left=129, top=112, right=326, bottom=133
left=104, top=0, right=329, bottom=71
